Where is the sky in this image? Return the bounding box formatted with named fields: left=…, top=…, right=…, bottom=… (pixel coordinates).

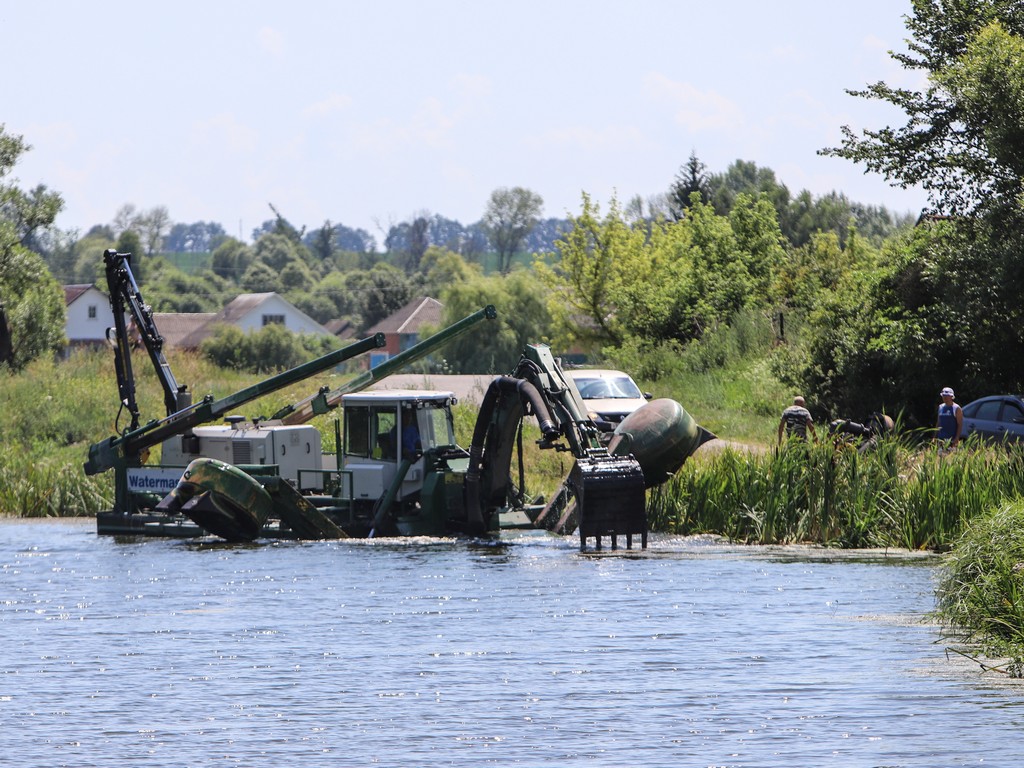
left=2, top=1, right=929, bottom=246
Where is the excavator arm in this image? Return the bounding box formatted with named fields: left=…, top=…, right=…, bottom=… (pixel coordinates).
left=464, top=344, right=648, bottom=548
left=102, top=249, right=187, bottom=431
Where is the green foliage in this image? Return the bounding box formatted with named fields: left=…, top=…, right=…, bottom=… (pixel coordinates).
left=255, top=231, right=303, bottom=273
left=937, top=497, right=1024, bottom=659
left=0, top=125, right=66, bottom=370
left=420, top=247, right=482, bottom=299
left=342, top=263, right=414, bottom=330
left=210, top=237, right=252, bottom=280
left=539, top=192, right=786, bottom=354
left=653, top=440, right=1024, bottom=550
left=791, top=210, right=1024, bottom=426
left=668, top=151, right=710, bottom=219
left=535, top=193, right=648, bottom=348
left=701, top=159, right=911, bottom=248
left=141, top=258, right=231, bottom=312
left=825, top=2, right=1024, bottom=215
left=435, top=271, right=553, bottom=374
left=0, top=224, right=66, bottom=370
left=241, top=260, right=283, bottom=293
left=280, top=259, right=315, bottom=292
left=483, top=186, right=544, bottom=274
left=200, top=323, right=335, bottom=374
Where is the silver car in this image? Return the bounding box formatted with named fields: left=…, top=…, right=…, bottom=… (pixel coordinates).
left=568, top=369, right=652, bottom=432
left=960, top=395, right=1024, bottom=443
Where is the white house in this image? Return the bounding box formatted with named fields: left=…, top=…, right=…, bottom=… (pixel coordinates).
left=176, top=292, right=333, bottom=349
left=63, top=284, right=116, bottom=348
left=63, top=288, right=333, bottom=351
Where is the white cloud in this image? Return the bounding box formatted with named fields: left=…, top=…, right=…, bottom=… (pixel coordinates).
left=350, top=97, right=459, bottom=154
left=642, top=72, right=744, bottom=133
left=452, top=73, right=492, bottom=101
left=303, top=93, right=353, bottom=119
left=258, top=26, right=286, bottom=58
left=190, top=113, right=259, bottom=154
left=525, top=124, right=649, bottom=153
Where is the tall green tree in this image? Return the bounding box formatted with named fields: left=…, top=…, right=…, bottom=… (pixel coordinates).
left=534, top=194, right=648, bottom=350
left=437, top=271, right=553, bottom=373
left=824, top=2, right=1024, bottom=215
left=0, top=125, right=65, bottom=370
left=668, top=151, right=709, bottom=219
left=482, top=186, right=544, bottom=274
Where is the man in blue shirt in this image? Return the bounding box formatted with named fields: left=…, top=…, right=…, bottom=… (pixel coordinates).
left=935, top=386, right=963, bottom=449
left=400, top=407, right=421, bottom=461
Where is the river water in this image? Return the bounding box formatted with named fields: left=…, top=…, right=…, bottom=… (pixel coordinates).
left=2, top=519, right=1022, bottom=767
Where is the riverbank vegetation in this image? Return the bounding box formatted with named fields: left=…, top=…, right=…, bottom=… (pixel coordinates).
left=935, top=500, right=1024, bottom=674
left=652, top=440, right=1024, bottom=551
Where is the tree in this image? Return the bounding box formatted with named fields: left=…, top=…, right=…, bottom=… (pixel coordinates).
left=0, top=125, right=66, bottom=369
left=210, top=237, right=252, bottom=281
left=136, top=206, right=171, bottom=257
left=164, top=220, right=227, bottom=253
left=310, top=221, right=334, bottom=262
left=421, top=247, right=481, bottom=299
left=241, top=261, right=282, bottom=293
left=438, top=271, right=553, bottom=373
left=254, top=232, right=301, bottom=273
left=0, top=127, right=63, bottom=251
left=802, top=5, right=1024, bottom=422
left=535, top=194, right=645, bottom=349
left=335, top=264, right=414, bottom=330
left=482, top=186, right=543, bottom=273
left=823, top=2, right=1024, bottom=215
left=669, top=151, right=710, bottom=219
left=0, top=226, right=65, bottom=369
left=111, top=204, right=137, bottom=238
left=407, top=215, right=429, bottom=272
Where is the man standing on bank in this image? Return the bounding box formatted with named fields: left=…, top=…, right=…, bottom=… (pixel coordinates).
left=935, top=386, right=963, bottom=450
left=778, top=396, right=817, bottom=445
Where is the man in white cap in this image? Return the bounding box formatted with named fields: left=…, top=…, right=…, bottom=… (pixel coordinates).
left=935, top=386, right=963, bottom=449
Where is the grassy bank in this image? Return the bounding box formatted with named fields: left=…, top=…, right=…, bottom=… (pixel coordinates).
left=651, top=438, right=1024, bottom=550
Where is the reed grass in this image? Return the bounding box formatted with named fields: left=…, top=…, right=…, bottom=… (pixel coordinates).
left=651, top=437, right=1024, bottom=550
left=935, top=499, right=1024, bottom=666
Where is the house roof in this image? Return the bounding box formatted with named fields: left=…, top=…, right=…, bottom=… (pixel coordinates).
left=367, top=297, right=443, bottom=335
left=324, top=318, right=357, bottom=340
left=217, top=292, right=277, bottom=325
left=175, top=293, right=281, bottom=349
left=174, top=292, right=332, bottom=349
left=64, top=284, right=98, bottom=305
left=153, top=313, right=217, bottom=349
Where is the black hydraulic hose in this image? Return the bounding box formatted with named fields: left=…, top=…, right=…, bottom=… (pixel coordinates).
left=465, top=376, right=560, bottom=532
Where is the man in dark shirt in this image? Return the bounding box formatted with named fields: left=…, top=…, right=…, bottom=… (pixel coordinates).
left=778, top=396, right=817, bottom=444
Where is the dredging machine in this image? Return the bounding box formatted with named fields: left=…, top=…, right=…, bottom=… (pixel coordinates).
left=87, top=250, right=706, bottom=550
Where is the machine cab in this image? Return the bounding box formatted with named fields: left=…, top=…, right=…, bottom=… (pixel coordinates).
left=340, top=391, right=458, bottom=502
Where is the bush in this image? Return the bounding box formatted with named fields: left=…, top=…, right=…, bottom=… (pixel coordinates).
left=201, top=323, right=334, bottom=373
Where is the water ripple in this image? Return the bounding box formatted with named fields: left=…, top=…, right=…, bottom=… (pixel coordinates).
left=0, top=520, right=1017, bottom=767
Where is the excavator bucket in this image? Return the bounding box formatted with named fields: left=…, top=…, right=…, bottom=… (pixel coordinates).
left=569, top=455, right=647, bottom=551
left=156, top=458, right=273, bottom=542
